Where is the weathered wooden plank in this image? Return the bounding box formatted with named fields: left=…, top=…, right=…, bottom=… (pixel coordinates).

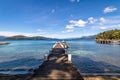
left=30, top=53, right=84, bottom=80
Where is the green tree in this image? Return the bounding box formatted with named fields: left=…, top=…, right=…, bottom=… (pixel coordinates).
left=96, top=29, right=120, bottom=40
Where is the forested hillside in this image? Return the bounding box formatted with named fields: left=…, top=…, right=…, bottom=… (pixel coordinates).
left=96, top=29, right=120, bottom=40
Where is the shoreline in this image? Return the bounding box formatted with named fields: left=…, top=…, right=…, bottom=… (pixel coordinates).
left=83, top=75, right=120, bottom=80
left=0, top=74, right=119, bottom=80
left=1, top=70, right=120, bottom=76
left=96, top=39, right=120, bottom=45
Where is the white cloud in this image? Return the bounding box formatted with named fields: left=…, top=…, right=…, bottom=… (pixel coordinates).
left=99, top=17, right=106, bottom=25
left=0, top=29, right=48, bottom=37
left=104, top=16, right=120, bottom=25
left=62, top=29, right=74, bottom=33
left=92, top=26, right=106, bottom=30
left=104, top=6, right=117, bottom=13
left=88, top=17, right=106, bottom=25
left=92, top=24, right=120, bottom=30
left=0, top=31, right=36, bottom=37
left=0, top=31, right=63, bottom=38
left=66, top=25, right=74, bottom=29
left=98, top=16, right=120, bottom=25
left=63, top=19, right=87, bottom=33
left=70, top=19, right=87, bottom=27
left=100, top=26, right=107, bottom=30
left=65, top=19, right=87, bottom=29
left=110, top=24, right=120, bottom=29
left=63, top=15, right=120, bottom=35
left=70, top=0, right=80, bottom=2
left=100, top=24, right=120, bottom=30
left=88, top=17, right=97, bottom=24
left=90, top=15, right=120, bottom=30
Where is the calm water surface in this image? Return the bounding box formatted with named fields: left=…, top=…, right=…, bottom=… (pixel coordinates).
left=0, top=40, right=120, bottom=75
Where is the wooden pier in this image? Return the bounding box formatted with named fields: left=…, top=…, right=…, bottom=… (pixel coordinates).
left=0, top=42, right=10, bottom=45
left=96, top=40, right=120, bottom=45
left=1, top=41, right=120, bottom=80
left=30, top=41, right=84, bottom=80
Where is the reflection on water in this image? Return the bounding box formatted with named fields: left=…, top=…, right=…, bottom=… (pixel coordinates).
left=0, top=40, right=120, bottom=75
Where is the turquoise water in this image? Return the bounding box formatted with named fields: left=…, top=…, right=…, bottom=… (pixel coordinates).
left=0, top=40, right=120, bottom=75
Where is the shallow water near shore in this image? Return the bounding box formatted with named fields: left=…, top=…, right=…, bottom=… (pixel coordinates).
left=0, top=40, right=120, bottom=75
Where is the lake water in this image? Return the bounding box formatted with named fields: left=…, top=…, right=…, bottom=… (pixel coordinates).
left=0, top=40, right=120, bottom=75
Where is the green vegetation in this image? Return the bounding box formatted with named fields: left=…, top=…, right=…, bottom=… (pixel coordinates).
left=96, top=29, right=120, bottom=40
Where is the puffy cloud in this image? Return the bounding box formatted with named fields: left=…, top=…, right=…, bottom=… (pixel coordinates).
left=63, top=19, right=87, bottom=33
left=63, top=15, right=120, bottom=34
left=70, top=19, right=87, bottom=27
left=90, top=16, right=120, bottom=30
left=100, top=17, right=106, bottom=23
left=104, top=6, right=117, bottom=13
left=88, top=17, right=106, bottom=25
left=99, top=17, right=106, bottom=25
left=66, top=25, right=74, bottom=29
left=88, top=17, right=97, bottom=24
left=65, top=19, right=87, bottom=29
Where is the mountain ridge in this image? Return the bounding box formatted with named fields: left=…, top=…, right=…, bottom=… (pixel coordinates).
left=0, top=35, right=96, bottom=40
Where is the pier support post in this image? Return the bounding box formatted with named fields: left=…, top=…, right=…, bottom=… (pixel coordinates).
left=44, top=54, right=48, bottom=61
left=65, top=49, right=67, bottom=54
left=68, top=54, right=72, bottom=61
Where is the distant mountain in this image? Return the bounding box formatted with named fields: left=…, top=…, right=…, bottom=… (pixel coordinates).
left=79, top=35, right=96, bottom=40
left=64, top=35, right=96, bottom=40
left=4, top=35, right=58, bottom=40
left=1, top=35, right=96, bottom=40
left=0, top=36, right=5, bottom=40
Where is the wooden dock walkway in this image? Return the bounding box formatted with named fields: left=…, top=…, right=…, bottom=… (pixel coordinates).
left=30, top=53, right=83, bottom=80
left=30, top=41, right=84, bottom=80
left=0, top=42, right=10, bottom=45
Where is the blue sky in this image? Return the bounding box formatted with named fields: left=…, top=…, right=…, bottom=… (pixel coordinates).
left=0, top=0, right=120, bottom=38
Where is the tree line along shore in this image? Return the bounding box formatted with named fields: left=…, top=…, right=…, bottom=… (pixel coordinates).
left=96, top=29, right=120, bottom=44
left=96, top=29, right=120, bottom=40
